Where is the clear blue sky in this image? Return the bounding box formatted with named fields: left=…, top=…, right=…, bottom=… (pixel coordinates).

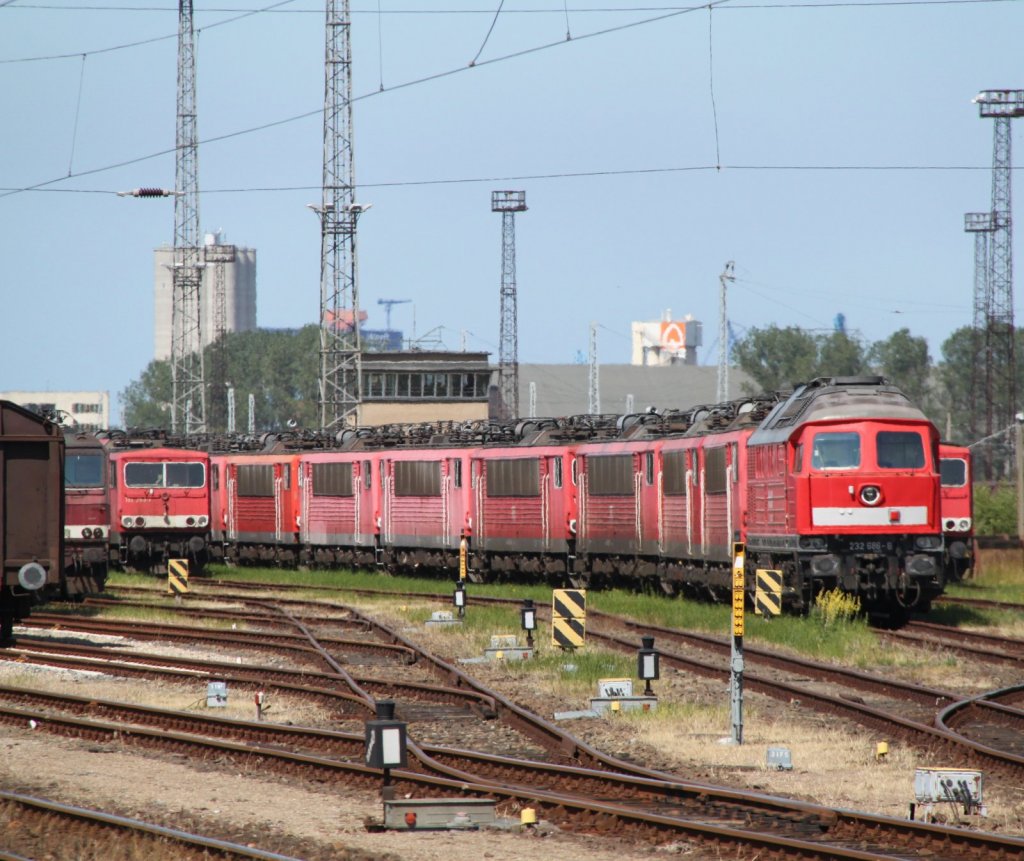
left=1, top=1, right=1020, bottom=422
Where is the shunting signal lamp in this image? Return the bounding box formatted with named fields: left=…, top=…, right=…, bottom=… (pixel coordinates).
left=453, top=581, right=466, bottom=617
left=637, top=635, right=660, bottom=697
left=520, top=598, right=536, bottom=649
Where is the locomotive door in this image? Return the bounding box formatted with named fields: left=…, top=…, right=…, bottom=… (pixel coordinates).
left=226, top=467, right=238, bottom=541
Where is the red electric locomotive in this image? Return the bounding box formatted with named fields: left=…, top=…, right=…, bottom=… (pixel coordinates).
left=63, top=430, right=109, bottom=595
left=211, top=444, right=302, bottom=566
left=939, top=442, right=973, bottom=581
left=101, top=431, right=210, bottom=573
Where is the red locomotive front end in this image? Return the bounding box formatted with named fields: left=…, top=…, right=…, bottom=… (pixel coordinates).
left=939, top=442, right=973, bottom=581
left=63, top=431, right=109, bottom=594
left=746, top=377, right=943, bottom=624
left=107, top=444, right=210, bottom=574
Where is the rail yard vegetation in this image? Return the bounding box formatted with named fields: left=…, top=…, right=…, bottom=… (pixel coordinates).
left=118, top=322, right=1024, bottom=442
left=140, top=566, right=892, bottom=667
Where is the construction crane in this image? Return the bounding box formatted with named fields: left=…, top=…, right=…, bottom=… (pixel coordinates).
left=377, top=298, right=410, bottom=331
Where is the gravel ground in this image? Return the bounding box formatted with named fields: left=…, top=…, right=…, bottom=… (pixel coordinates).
left=2, top=600, right=1024, bottom=860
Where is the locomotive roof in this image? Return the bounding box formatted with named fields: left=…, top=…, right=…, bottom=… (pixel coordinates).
left=747, top=376, right=932, bottom=446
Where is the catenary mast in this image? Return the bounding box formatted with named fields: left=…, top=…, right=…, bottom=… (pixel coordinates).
left=973, top=90, right=1023, bottom=472
left=171, top=0, right=205, bottom=433
left=492, top=190, right=527, bottom=421
left=316, top=0, right=363, bottom=429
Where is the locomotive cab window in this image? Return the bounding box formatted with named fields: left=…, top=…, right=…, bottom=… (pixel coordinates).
left=876, top=431, right=925, bottom=469
left=940, top=457, right=967, bottom=487
left=65, top=453, right=104, bottom=487
left=811, top=432, right=860, bottom=470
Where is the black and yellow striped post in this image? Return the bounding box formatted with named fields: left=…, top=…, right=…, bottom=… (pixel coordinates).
left=729, top=543, right=745, bottom=745
left=754, top=569, right=783, bottom=617
left=551, top=588, right=586, bottom=650
left=167, top=559, right=189, bottom=596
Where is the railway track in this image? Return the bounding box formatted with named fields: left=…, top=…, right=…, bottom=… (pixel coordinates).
left=14, top=582, right=1024, bottom=858
left=0, top=789, right=301, bottom=860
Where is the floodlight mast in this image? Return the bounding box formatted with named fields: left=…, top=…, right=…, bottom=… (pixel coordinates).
left=973, top=90, right=1024, bottom=476
left=172, top=0, right=205, bottom=434
left=492, top=190, right=527, bottom=421
left=316, top=0, right=363, bottom=430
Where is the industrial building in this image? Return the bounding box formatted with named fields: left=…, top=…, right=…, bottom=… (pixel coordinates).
left=0, top=390, right=110, bottom=431
left=630, top=313, right=703, bottom=366
left=516, top=363, right=751, bottom=419
left=153, top=232, right=257, bottom=360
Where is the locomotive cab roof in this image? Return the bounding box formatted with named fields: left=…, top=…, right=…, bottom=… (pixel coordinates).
left=748, top=376, right=932, bottom=447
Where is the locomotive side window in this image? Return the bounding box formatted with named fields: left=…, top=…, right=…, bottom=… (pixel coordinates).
left=793, top=443, right=804, bottom=474
left=940, top=457, right=967, bottom=487
left=704, top=447, right=727, bottom=494
left=645, top=451, right=655, bottom=486
left=663, top=450, right=687, bottom=495
left=282, top=464, right=291, bottom=490
left=395, top=460, right=442, bottom=497
left=587, top=454, right=633, bottom=496
left=876, top=431, right=925, bottom=469
left=553, top=456, right=563, bottom=488
left=364, top=460, right=372, bottom=490
left=313, top=462, right=354, bottom=497
left=212, top=464, right=219, bottom=491
left=487, top=458, right=540, bottom=497
left=453, top=459, right=463, bottom=488
left=811, top=432, right=860, bottom=470
left=65, top=453, right=103, bottom=487
left=238, top=464, right=274, bottom=497
left=730, top=443, right=739, bottom=483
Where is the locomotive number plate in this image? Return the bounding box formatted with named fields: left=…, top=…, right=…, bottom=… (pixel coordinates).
left=847, top=540, right=895, bottom=554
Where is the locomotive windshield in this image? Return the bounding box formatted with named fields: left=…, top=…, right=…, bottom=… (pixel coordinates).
left=876, top=431, right=925, bottom=469
left=940, top=457, right=967, bottom=487
left=124, top=461, right=206, bottom=488
left=65, top=453, right=104, bottom=487
left=811, top=432, right=861, bottom=469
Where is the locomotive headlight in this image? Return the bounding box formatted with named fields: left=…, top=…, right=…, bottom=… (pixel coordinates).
left=959, top=518, right=971, bottom=531
left=944, top=518, right=956, bottom=530
left=186, top=517, right=196, bottom=526
left=134, top=516, right=145, bottom=527
left=122, top=517, right=133, bottom=528
left=93, top=527, right=104, bottom=539
left=799, top=536, right=827, bottom=551
left=198, top=516, right=208, bottom=527
left=859, top=485, right=882, bottom=506
left=82, top=527, right=93, bottom=539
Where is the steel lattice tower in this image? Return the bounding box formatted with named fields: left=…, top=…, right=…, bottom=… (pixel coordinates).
left=492, top=190, right=527, bottom=420
left=974, top=90, right=1024, bottom=457
left=171, top=0, right=205, bottom=433
left=316, top=0, right=363, bottom=429
left=964, top=211, right=996, bottom=446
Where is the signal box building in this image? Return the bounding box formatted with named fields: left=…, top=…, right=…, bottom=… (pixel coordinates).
left=359, top=351, right=493, bottom=425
